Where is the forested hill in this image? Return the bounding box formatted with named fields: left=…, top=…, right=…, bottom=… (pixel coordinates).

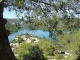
left=5, top=18, right=20, bottom=23
left=5, top=18, right=21, bottom=33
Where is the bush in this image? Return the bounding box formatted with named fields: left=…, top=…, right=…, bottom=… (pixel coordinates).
left=15, top=43, right=45, bottom=60
left=25, top=46, right=45, bottom=60
left=55, top=54, right=64, bottom=60
left=36, top=39, right=55, bottom=56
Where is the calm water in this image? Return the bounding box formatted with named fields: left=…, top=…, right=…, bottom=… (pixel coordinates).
left=8, top=28, right=54, bottom=41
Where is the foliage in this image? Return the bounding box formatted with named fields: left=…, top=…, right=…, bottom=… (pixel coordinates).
left=26, top=46, right=45, bottom=60
left=5, top=0, right=80, bottom=20
left=33, top=8, right=41, bottom=15
left=76, top=55, right=80, bottom=60
left=27, top=23, right=38, bottom=30
left=54, top=54, right=64, bottom=60
left=25, top=17, right=80, bottom=34
left=5, top=22, right=19, bottom=33
left=14, top=38, right=55, bottom=60
left=16, top=37, right=24, bottom=43
left=16, top=45, right=45, bottom=60
left=4, top=0, right=80, bottom=60
left=56, top=30, right=80, bottom=59
left=36, top=39, right=55, bottom=56
left=15, top=43, right=45, bottom=60
left=15, top=42, right=32, bottom=60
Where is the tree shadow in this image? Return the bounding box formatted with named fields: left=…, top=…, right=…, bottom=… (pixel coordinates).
left=76, top=55, right=80, bottom=60
left=22, top=46, right=45, bottom=60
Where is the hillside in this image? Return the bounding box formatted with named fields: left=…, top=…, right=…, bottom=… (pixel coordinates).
left=5, top=18, right=21, bottom=23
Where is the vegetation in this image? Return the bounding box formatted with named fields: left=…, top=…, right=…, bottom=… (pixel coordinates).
left=10, top=33, right=68, bottom=60
left=5, top=18, right=23, bottom=33
left=10, top=32, right=80, bottom=60
left=15, top=44, right=45, bottom=60
left=5, top=14, right=80, bottom=60
left=4, top=12, right=80, bottom=60
left=56, top=30, right=80, bottom=60
left=5, top=22, right=19, bottom=33
left=25, top=17, right=80, bottom=31
left=1, top=0, right=80, bottom=60
left=12, top=35, right=56, bottom=60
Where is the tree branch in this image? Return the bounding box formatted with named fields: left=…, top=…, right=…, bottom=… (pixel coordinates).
left=32, top=0, right=55, bottom=7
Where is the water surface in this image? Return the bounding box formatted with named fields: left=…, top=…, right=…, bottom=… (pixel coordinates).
left=8, top=28, right=54, bottom=41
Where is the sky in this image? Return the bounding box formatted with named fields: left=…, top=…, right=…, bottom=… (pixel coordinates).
left=3, top=8, right=18, bottom=18
left=3, top=8, right=80, bottom=19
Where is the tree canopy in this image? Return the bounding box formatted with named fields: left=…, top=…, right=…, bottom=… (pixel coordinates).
left=4, top=0, right=80, bottom=20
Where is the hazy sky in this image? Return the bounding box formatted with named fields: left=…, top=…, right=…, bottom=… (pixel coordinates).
left=3, top=8, right=18, bottom=18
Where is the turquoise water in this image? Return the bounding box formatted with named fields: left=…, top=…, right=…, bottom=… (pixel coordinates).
left=8, top=28, right=72, bottom=42
left=8, top=28, right=54, bottom=41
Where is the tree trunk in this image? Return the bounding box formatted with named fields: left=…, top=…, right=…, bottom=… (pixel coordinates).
left=0, top=0, right=17, bottom=60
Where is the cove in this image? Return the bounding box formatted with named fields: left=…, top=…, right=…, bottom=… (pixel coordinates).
left=8, top=28, right=55, bottom=41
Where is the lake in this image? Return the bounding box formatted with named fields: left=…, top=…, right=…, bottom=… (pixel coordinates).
left=8, top=28, right=55, bottom=41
